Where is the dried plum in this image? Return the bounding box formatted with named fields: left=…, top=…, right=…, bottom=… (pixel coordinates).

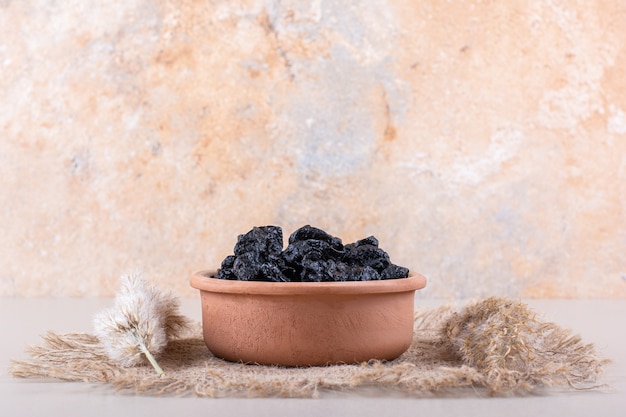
left=344, top=235, right=379, bottom=250
left=216, top=268, right=237, bottom=280
left=260, top=262, right=289, bottom=282
left=283, top=239, right=343, bottom=266
left=326, top=260, right=351, bottom=282
left=234, top=226, right=283, bottom=261
left=232, top=252, right=260, bottom=281
left=288, top=225, right=343, bottom=251
left=215, top=225, right=409, bottom=282
left=343, top=244, right=390, bottom=271
left=220, top=255, right=236, bottom=269
left=381, top=264, right=410, bottom=280
left=215, top=255, right=237, bottom=280
left=352, top=265, right=381, bottom=281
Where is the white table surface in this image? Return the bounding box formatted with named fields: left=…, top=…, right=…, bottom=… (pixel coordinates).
left=2, top=297, right=625, bottom=417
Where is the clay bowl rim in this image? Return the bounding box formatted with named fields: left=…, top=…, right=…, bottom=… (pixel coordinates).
left=190, top=270, right=427, bottom=295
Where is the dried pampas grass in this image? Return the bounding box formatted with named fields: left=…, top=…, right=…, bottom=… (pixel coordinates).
left=442, top=297, right=608, bottom=392
left=93, top=271, right=189, bottom=376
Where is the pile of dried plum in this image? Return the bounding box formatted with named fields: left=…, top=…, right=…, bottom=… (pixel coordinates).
left=215, top=225, right=409, bottom=282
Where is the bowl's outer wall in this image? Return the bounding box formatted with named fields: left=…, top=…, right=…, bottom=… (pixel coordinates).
left=198, top=289, right=416, bottom=366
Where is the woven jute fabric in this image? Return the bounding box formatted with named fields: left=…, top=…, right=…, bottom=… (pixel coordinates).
left=10, top=297, right=609, bottom=398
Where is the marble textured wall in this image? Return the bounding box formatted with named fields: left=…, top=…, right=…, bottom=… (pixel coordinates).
left=1, top=0, right=625, bottom=298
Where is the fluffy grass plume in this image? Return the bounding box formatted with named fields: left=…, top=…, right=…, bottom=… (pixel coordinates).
left=442, top=297, right=608, bottom=392
left=93, top=271, right=189, bottom=377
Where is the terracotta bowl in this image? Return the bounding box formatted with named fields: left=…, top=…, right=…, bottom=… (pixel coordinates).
left=190, top=270, right=427, bottom=366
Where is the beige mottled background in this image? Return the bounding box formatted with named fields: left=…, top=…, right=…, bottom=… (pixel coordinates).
left=1, top=0, right=625, bottom=298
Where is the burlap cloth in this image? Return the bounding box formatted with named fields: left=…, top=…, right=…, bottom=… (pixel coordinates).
left=10, top=297, right=608, bottom=398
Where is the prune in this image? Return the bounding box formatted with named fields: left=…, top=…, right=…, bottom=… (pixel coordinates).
left=288, top=225, right=343, bottom=250
left=216, top=268, right=237, bottom=280
left=220, top=255, right=236, bottom=269
left=215, top=255, right=237, bottom=280
left=283, top=239, right=343, bottom=266
left=381, top=264, right=410, bottom=280
left=282, top=240, right=311, bottom=265
left=233, top=252, right=260, bottom=281
left=260, top=263, right=288, bottom=282
left=326, top=260, right=351, bottom=282
left=344, top=235, right=379, bottom=251
left=214, top=225, right=409, bottom=282
left=234, top=226, right=283, bottom=261
left=343, top=244, right=390, bottom=271
left=300, top=252, right=331, bottom=282
left=352, top=265, right=381, bottom=281
left=300, top=265, right=326, bottom=282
